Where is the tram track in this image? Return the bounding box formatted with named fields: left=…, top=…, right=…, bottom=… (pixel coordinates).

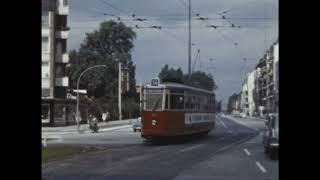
left=43, top=116, right=260, bottom=180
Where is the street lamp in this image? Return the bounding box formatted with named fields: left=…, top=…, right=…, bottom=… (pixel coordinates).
left=76, top=65, right=107, bottom=132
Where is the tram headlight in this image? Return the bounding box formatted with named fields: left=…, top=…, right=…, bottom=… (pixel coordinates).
left=152, top=119, right=157, bottom=126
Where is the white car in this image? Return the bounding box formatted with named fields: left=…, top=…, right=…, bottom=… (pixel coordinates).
left=240, top=113, right=247, bottom=118
left=133, top=117, right=142, bottom=132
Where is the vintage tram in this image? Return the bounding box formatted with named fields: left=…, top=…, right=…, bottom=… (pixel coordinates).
left=141, top=79, right=216, bottom=140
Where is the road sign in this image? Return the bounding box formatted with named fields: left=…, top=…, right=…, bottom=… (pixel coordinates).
left=73, top=89, right=87, bottom=94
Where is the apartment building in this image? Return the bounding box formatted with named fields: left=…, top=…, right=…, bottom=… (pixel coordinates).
left=42, top=0, right=74, bottom=126
left=254, top=40, right=279, bottom=116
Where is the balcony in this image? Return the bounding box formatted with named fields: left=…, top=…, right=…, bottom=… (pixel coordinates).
left=55, top=77, right=69, bottom=87
left=56, top=53, right=69, bottom=63
left=42, top=53, right=50, bottom=62
left=42, top=78, right=50, bottom=88
left=42, top=29, right=50, bottom=37
left=56, top=0, right=69, bottom=15
left=55, top=27, right=69, bottom=39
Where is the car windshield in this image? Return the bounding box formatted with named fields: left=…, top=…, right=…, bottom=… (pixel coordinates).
left=274, top=116, right=279, bottom=130
left=270, top=115, right=279, bottom=130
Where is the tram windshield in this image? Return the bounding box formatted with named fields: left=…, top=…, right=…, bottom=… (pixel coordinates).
left=145, top=89, right=163, bottom=111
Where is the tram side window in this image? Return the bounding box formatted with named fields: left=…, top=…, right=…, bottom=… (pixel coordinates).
left=185, top=96, right=192, bottom=109
left=170, top=94, right=184, bottom=109
left=165, top=94, right=169, bottom=110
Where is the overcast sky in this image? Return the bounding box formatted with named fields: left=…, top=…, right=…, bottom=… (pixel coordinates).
left=68, top=0, right=278, bottom=105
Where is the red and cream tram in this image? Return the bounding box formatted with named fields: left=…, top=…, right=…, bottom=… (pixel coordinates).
left=141, top=79, right=215, bottom=140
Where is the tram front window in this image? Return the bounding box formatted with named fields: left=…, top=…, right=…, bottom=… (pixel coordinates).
left=145, top=89, right=163, bottom=111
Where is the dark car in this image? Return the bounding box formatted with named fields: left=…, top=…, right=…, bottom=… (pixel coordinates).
left=263, top=113, right=279, bottom=160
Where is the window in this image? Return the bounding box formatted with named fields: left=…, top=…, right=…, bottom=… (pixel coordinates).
left=165, top=94, right=169, bottom=109
left=63, top=0, right=68, bottom=6
left=42, top=11, right=49, bottom=27
left=145, top=89, right=163, bottom=111
left=42, top=37, right=49, bottom=52
left=42, top=62, right=49, bottom=78
left=170, top=94, right=184, bottom=110
left=185, top=96, right=192, bottom=109
left=55, top=64, right=64, bottom=78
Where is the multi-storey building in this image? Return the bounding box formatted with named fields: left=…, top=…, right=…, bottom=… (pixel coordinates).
left=240, top=81, right=249, bottom=115
left=42, top=0, right=74, bottom=126
left=273, top=41, right=279, bottom=112
left=254, top=40, right=279, bottom=116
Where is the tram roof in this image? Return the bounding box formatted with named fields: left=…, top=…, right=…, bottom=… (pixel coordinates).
left=145, top=82, right=214, bottom=95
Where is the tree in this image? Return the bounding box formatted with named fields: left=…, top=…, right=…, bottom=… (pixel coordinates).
left=183, top=71, right=217, bottom=91
left=227, top=93, right=238, bottom=113
left=158, top=65, right=217, bottom=91
left=158, top=64, right=184, bottom=83
left=67, top=20, right=138, bottom=119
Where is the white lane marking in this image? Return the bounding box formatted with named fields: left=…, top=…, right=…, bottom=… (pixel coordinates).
left=99, top=125, right=131, bottom=132
left=243, top=148, right=251, bottom=156
left=180, top=144, right=204, bottom=153
left=256, top=161, right=267, bottom=173
left=217, top=117, right=228, bottom=129
left=43, top=125, right=131, bottom=135
left=217, top=116, right=233, bottom=134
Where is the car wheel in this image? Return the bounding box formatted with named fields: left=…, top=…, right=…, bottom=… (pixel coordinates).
left=264, top=146, right=269, bottom=154
left=269, top=147, right=278, bottom=160
left=134, top=129, right=136, bottom=132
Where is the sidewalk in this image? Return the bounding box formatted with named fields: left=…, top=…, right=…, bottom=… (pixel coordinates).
left=42, top=118, right=138, bottom=133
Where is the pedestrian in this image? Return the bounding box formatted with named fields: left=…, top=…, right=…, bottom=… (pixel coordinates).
left=102, top=112, right=107, bottom=123
left=91, top=114, right=99, bottom=133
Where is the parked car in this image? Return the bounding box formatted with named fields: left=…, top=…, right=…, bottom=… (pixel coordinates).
left=240, top=112, right=247, bottom=118
left=232, top=110, right=241, bottom=118
left=263, top=113, right=279, bottom=160
left=133, top=117, right=142, bottom=132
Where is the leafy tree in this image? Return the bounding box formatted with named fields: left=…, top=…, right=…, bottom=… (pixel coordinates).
left=183, top=71, right=217, bottom=91
left=227, top=93, right=239, bottom=113
left=67, top=20, right=138, bottom=119
left=159, top=64, right=184, bottom=83
left=158, top=64, right=217, bottom=91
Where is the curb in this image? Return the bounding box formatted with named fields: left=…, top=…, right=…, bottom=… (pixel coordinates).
left=42, top=119, right=138, bottom=133
left=42, top=123, right=134, bottom=134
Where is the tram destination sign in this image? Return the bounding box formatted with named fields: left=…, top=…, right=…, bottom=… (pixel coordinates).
left=146, top=89, right=163, bottom=94
left=151, top=78, right=159, bottom=86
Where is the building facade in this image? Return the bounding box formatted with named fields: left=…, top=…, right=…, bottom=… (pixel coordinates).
left=240, top=80, right=249, bottom=115
left=245, top=71, right=256, bottom=116
left=42, top=0, right=75, bottom=126
left=273, top=42, right=279, bottom=113
left=253, top=40, right=279, bottom=116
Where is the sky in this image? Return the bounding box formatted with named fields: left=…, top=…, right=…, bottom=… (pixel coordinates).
left=67, top=0, right=278, bottom=106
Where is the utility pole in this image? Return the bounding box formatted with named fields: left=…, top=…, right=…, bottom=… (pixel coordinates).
left=118, top=62, right=122, bottom=121
left=188, top=0, right=192, bottom=80
left=139, top=82, right=143, bottom=113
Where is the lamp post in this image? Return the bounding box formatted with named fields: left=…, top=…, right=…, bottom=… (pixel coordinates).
left=76, top=65, right=107, bottom=132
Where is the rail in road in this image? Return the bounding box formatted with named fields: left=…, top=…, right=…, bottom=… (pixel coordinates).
left=42, top=115, right=277, bottom=180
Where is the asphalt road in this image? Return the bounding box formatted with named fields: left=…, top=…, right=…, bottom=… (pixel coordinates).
left=42, top=114, right=278, bottom=180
